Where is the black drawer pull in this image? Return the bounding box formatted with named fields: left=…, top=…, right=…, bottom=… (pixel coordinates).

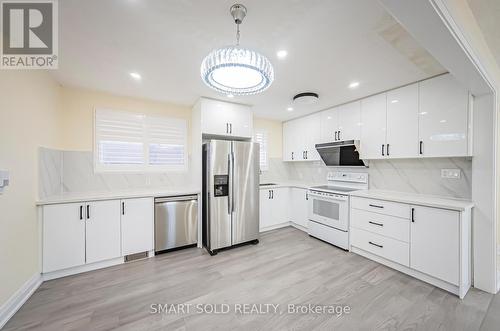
left=369, top=221, right=384, bottom=227
left=369, top=204, right=384, bottom=209
left=369, top=241, right=383, bottom=248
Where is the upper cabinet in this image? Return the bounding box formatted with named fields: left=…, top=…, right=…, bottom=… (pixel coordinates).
left=320, top=101, right=361, bottom=143
left=418, top=74, right=471, bottom=157
left=283, top=113, right=320, bottom=161
left=386, top=83, right=419, bottom=158
left=197, top=98, right=253, bottom=138
left=360, top=93, right=387, bottom=159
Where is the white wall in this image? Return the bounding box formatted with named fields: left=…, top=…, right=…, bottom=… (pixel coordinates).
left=0, top=71, right=63, bottom=307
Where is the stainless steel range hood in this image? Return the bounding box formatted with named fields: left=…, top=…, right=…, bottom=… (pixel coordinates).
left=315, top=140, right=366, bottom=167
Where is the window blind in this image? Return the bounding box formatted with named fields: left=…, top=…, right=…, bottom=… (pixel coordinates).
left=94, top=109, right=187, bottom=172
left=254, top=130, right=269, bottom=171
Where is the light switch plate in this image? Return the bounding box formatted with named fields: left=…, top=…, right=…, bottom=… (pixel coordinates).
left=441, top=169, right=461, bottom=179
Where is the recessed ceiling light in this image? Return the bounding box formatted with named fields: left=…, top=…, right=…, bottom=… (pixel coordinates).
left=391, top=99, right=399, bottom=103
left=129, top=72, right=142, bottom=80
left=287, top=107, right=294, bottom=112
left=420, top=111, right=428, bottom=115
left=277, top=50, right=288, bottom=59
left=440, top=119, right=447, bottom=123
left=348, top=81, right=360, bottom=89
left=227, top=94, right=234, bottom=98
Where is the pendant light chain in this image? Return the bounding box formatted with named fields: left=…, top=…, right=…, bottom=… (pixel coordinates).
left=236, top=22, right=241, bottom=46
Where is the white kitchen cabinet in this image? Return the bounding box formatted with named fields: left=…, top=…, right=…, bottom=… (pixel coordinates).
left=121, top=197, right=154, bottom=255
left=418, top=74, right=470, bottom=157
left=360, top=93, right=387, bottom=159
left=85, top=200, right=121, bottom=264
left=283, top=114, right=320, bottom=161
left=42, top=203, right=86, bottom=273
left=320, top=101, right=361, bottom=143
left=410, top=205, right=460, bottom=285
left=291, top=188, right=309, bottom=228
left=259, top=187, right=288, bottom=231
left=320, top=107, right=339, bottom=143
left=386, top=83, right=419, bottom=158
left=198, top=98, right=253, bottom=138
left=337, top=101, right=361, bottom=141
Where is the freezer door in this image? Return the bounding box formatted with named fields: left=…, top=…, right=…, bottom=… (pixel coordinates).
left=231, top=141, right=260, bottom=244
left=206, top=140, right=232, bottom=250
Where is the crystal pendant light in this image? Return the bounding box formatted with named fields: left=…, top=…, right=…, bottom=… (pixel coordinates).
left=200, top=4, right=274, bottom=96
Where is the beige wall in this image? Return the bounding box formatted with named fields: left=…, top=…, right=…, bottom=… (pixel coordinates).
left=59, top=87, right=192, bottom=151
left=0, top=71, right=63, bottom=306
left=253, top=117, right=283, bottom=158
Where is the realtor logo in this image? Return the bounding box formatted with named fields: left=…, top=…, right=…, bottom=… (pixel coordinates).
left=1, top=0, right=58, bottom=69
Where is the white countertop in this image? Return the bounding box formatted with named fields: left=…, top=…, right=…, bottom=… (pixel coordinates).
left=350, top=189, right=474, bottom=211
left=259, top=181, right=323, bottom=190
left=37, top=188, right=201, bottom=205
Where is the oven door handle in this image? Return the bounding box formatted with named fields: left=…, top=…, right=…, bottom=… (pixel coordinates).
left=308, top=193, right=348, bottom=202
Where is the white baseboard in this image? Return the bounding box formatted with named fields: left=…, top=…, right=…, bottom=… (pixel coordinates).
left=42, top=257, right=124, bottom=281
left=0, top=273, right=42, bottom=329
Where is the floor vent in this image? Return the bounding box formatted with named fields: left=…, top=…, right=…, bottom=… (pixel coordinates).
left=124, top=252, right=148, bottom=262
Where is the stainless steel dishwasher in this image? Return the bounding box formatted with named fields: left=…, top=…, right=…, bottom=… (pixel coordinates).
left=154, top=195, right=198, bottom=253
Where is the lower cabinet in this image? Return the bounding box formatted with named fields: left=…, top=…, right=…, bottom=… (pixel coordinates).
left=121, top=197, right=154, bottom=255
left=85, top=200, right=121, bottom=264
left=350, top=196, right=471, bottom=298
left=42, top=197, right=154, bottom=274
left=259, top=187, right=288, bottom=231
left=290, top=188, right=309, bottom=228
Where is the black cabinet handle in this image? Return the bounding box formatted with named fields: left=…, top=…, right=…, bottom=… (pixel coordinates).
left=334, top=131, right=338, bottom=141
left=86, top=205, right=90, bottom=219
left=338, top=131, right=341, bottom=141
left=306, top=192, right=308, bottom=201
left=226, top=123, right=228, bottom=134
left=305, top=151, right=308, bottom=159
left=271, top=190, right=274, bottom=199
left=381, top=144, right=385, bottom=156
left=387, top=144, right=390, bottom=156
left=230, top=123, right=232, bottom=134
left=369, top=241, right=383, bottom=248
left=369, top=204, right=384, bottom=209
left=269, top=190, right=271, bottom=199
left=122, top=202, right=125, bottom=215
left=419, top=141, right=423, bottom=155
left=411, top=207, right=415, bottom=222
left=369, top=221, right=384, bottom=227
left=80, top=205, right=83, bottom=220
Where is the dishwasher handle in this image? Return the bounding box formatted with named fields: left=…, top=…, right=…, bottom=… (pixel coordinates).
left=155, top=195, right=198, bottom=203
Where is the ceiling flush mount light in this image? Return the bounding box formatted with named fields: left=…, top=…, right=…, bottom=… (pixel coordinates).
left=129, top=72, right=141, bottom=80
left=227, top=94, right=234, bottom=98
left=287, top=107, right=294, bottom=112
left=293, top=92, right=319, bottom=105
left=200, top=4, right=274, bottom=96
left=348, top=81, right=360, bottom=89
left=277, top=50, right=288, bottom=59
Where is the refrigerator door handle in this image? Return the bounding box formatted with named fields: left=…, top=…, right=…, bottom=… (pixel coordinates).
left=228, top=153, right=232, bottom=215
left=231, top=152, right=235, bottom=212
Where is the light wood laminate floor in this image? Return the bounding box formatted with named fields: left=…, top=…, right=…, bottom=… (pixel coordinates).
left=4, top=227, right=496, bottom=331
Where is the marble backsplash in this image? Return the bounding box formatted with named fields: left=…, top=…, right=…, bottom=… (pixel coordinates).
left=38, top=147, right=194, bottom=199
left=261, top=157, right=472, bottom=199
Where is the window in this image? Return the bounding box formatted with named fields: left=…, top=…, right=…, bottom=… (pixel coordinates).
left=253, top=130, right=268, bottom=171
left=94, top=109, right=187, bottom=172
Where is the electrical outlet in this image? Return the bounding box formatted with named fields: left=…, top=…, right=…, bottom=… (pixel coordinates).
left=441, top=169, right=461, bottom=179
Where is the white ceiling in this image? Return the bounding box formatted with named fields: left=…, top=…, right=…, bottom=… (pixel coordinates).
left=53, top=0, right=444, bottom=121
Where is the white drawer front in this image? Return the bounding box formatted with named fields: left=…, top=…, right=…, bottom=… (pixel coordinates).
left=350, top=208, right=410, bottom=242
left=350, top=227, right=409, bottom=267
left=308, top=221, right=348, bottom=250
left=351, top=197, right=410, bottom=219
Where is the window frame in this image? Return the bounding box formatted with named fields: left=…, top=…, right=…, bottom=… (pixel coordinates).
left=93, top=108, right=188, bottom=173
left=253, top=129, right=269, bottom=172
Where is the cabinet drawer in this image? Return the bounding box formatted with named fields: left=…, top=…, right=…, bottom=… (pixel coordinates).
left=351, top=197, right=410, bottom=219
left=350, top=208, right=410, bottom=242
left=351, top=227, right=409, bottom=267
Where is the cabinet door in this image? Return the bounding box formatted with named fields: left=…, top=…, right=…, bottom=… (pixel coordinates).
left=282, top=121, right=294, bottom=161
left=85, top=200, right=121, bottom=264
left=270, top=188, right=289, bottom=225
left=43, top=203, right=86, bottom=273
left=259, top=189, right=272, bottom=230
left=386, top=84, right=419, bottom=158
left=338, top=101, right=361, bottom=141
left=320, top=107, right=339, bottom=143
left=302, top=113, right=321, bottom=161
left=121, top=197, right=154, bottom=255
left=418, top=74, right=469, bottom=157
left=228, top=104, right=253, bottom=138
left=410, top=205, right=459, bottom=285
left=360, top=93, right=387, bottom=159
left=201, top=99, right=230, bottom=136
left=291, top=188, right=309, bottom=228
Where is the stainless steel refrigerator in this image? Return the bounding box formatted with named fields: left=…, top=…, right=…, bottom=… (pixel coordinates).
left=202, top=140, right=259, bottom=255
